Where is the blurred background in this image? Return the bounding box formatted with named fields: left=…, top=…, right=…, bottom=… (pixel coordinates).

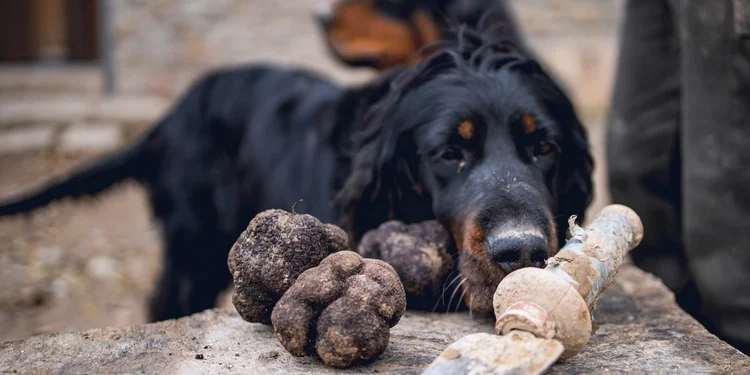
left=0, top=0, right=621, bottom=342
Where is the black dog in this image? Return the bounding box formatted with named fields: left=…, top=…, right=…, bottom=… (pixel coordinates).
left=0, top=21, right=592, bottom=320
left=316, top=0, right=522, bottom=70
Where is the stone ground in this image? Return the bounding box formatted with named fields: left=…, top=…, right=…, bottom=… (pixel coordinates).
left=2, top=266, right=749, bottom=374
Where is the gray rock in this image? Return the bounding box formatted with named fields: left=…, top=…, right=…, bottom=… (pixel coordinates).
left=1, top=265, right=748, bottom=374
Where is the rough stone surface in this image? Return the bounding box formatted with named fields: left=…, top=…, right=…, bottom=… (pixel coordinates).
left=2, top=265, right=748, bottom=374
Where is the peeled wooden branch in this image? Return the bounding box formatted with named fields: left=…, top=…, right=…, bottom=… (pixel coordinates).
left=493, top=204, right=644, bottom=359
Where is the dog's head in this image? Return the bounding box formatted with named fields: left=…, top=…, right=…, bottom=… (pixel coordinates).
left=315, top=0, right=444, bottom=69
left=336, top=29, right=593, bottom=313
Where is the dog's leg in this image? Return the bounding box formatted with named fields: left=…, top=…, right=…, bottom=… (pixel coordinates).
left=147, top=211, right=233, bottom=322
left=179, top=252, right=232, bottom=318
left=148, top=251, right=183, bottom=322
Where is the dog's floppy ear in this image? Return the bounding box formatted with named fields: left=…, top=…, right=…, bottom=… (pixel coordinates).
left=545, top=84, right=594, bottom=245
left=335, top=51, right=459, bottom=241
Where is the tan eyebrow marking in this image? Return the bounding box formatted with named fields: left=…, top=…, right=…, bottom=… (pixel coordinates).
left=458, top=120, right=475, bottom=140
left=521, top=114, right=537, bottom=134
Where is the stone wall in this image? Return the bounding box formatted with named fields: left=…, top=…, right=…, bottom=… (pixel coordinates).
left=112, top=0, right=623, bottom=113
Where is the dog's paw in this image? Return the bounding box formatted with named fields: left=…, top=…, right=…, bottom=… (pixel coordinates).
left=228, top=208, right=349, bottom=324
left=271, top=251, right=406, bottom=368
left=358, top=220, right=454, bottom=299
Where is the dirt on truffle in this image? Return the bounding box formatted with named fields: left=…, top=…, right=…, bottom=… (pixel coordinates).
left=271, top=251, right=406, bottom=368
left=227, top=209, right=348, bottom=324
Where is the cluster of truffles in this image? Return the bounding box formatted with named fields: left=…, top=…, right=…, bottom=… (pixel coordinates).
left=228, top=207, right=454, bottom=368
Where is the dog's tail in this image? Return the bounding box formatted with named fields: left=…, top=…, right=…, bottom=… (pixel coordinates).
left=0, top=122, right=162, bottom=217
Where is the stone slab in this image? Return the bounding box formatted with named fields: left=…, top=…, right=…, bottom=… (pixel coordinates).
left=1, top=266, right=748, bottom=374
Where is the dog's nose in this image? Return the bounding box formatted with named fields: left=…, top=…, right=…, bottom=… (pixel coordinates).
left=314, top=3, right=335, bottom=29
left=487, top=233, right=548, bottom=274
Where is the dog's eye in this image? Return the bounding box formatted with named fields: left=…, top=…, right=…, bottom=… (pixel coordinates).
left=532, top=140, right=559, bottom=160
left=535, top=141, right=552, bottom=155
left=433, top=145, right=469, bottom=178
left=440, top=146, right=464, bottom=161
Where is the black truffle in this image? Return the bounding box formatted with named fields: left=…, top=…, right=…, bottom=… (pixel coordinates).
left=271, top=251, right=406, bottom=368
left=358, top=220, right=454, bottom=301
left=227, top=208, right=348, bottom=324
